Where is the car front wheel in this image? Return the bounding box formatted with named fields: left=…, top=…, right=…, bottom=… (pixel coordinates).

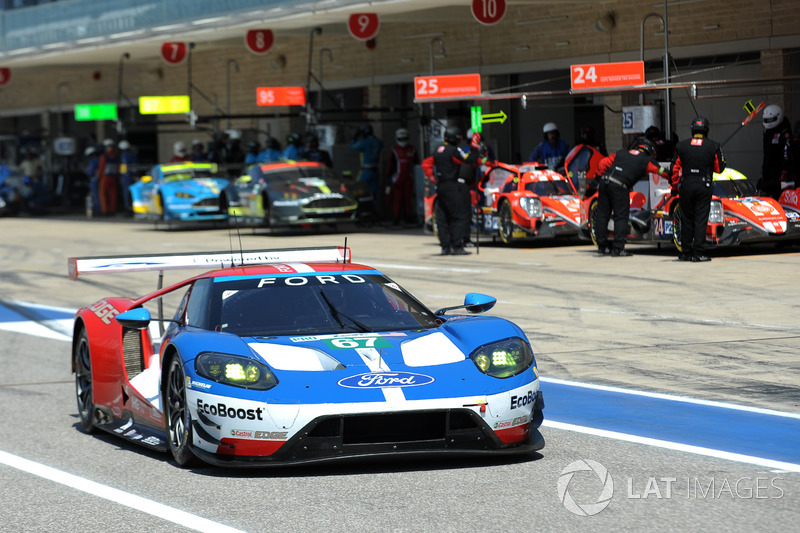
left=163, top=355, right=197, bottom=467
left=672, top=203, right=684, bottom=252
left=588, top=200, right=601, bottom=247
left=498, top=201, right=515, bottom=244
left=74, top=328, right=97, bottom=434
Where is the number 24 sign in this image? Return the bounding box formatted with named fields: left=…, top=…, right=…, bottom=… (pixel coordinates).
left=570, top=61, right=645, bottom=90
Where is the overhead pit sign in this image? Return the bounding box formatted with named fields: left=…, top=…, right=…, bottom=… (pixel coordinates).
left=570, top=61, right=645, bottom=90
left=414, top=74, right=482, bottom=100
left=139, top=96, right=191, bottom=114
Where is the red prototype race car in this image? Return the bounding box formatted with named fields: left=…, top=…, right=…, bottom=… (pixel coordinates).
left=423, top=160, right=582, bottom=244
left=583, top=167, right=800, bottom=250
left=477, top=161, right=582, bottom=244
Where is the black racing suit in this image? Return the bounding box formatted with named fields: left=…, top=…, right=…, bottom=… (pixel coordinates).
left=433, top=142, right=478, bottom=250
left=760, top=118, right=794, bottom=200
left=595, top=148, right=667, bottom=251
left=671, top=136, right=725, bottom=257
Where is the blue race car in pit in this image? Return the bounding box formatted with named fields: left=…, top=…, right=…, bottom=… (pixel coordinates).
left=129, top=162, right=229, bottom=223
left=68, top=247, right=544, bottom=467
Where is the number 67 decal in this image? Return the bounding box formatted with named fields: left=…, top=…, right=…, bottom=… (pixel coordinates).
left=327, top=336, right=391, bottom=349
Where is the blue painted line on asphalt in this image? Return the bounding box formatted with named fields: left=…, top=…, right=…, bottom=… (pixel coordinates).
left=541, top=377, right=800, bottom=467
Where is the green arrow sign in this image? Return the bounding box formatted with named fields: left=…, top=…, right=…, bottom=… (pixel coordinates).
left=481, top=110, right=507, bottom=125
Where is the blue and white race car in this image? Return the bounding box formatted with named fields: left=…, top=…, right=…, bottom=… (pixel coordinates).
left=129, top=162, right=229, bottom=223
left=69, top=247, right=544, bottom=467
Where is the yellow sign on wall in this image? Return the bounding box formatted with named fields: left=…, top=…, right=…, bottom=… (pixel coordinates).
left=139, top=95, right=190, bottom=114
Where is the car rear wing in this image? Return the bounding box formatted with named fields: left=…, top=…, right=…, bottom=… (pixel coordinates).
left=68, top=246, right=351, bottom=280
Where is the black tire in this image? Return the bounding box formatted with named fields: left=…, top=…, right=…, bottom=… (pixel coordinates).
left=498, top=201, right=515, bottom=244
left=431, top=199, right=439, bottom=239
left=163, top=355, right=197, bottom=467
left=261, top=193, right=272, bottom=227
left=672, top=202, right=684, bottom=252
left=588, top=200, right=601, bottom=248
left=74, top=328, right=97, bottom=434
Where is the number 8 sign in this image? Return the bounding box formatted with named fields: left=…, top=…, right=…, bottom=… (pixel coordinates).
left=245, top=29, right=274, bottom=55
left=348, top=13, right=380, bottom=41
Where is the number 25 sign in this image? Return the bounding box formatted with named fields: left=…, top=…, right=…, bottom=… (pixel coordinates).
left=414, top=74, right=482, bottom=100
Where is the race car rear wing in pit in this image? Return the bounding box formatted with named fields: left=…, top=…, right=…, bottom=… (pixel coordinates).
left=67, top=246, right=352, bottom=280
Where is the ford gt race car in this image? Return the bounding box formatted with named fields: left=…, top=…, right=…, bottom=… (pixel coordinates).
left=478, top=161, right=581, bottom=243
left=69, top=247, right=544, bottom=468
left=584, top=167, right=800, bottom=250
left=223, top=161, right=373, bottom=228
left=129, top=162, right=229, bottom=224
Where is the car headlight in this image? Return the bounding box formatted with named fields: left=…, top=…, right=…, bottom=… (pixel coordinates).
left=470, top=338, right=534, bottom=379
left=518, top=197, right=542, bottom=218
left=195, top=352, right=278, bottom=390
left=708, top=200, right=723, bottom=223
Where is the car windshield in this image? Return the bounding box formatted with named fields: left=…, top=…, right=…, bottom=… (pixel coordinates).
left=523, top=179, right=573, bottom=196
left=212, top=273, right=439, bottom=337
left=163, top=168, right=218, bottom=182
left=713, top=178, right=756, bottom=198
left=260, top=166, right=339, bottom=185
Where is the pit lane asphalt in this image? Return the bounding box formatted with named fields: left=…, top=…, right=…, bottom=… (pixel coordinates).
left=0, top=215, right=798, bottom=531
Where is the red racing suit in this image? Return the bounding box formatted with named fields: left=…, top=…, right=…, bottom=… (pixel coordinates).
left=386, top=143, right=420, bottom=224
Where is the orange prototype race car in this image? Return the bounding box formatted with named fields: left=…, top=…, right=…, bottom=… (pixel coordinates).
left=477, top=161, right=582, bottom=244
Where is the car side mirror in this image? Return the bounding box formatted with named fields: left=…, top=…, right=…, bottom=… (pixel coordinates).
left=116, top=307, right=152, bottom=329
left=435, top=293, right=497, bottom=315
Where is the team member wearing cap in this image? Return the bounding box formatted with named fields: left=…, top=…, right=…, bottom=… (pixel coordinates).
left=431, top=126, right=482, bottom=255
left=671, top=117, right=726, bottom=262
left=595, top=137, right=668, bottom=257
left=529, top=122, right=570, bottom=170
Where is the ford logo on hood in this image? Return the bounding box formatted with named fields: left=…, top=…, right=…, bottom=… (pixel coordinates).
left=338, top=372, right=435, bottom=389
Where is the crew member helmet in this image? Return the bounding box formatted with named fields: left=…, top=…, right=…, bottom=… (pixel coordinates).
left=690, top=116, right=709, bottom=136
left=118, top=140, right=130, bottom=151
left=84, top=146, right=96, bottom=157
left=174, top=141, right=187, bottom=156
left=286, top=132, right=301, bottom=146
left=634, top=137, right=657, bottom=158
left=361, top=124, right=373, bottom=136
left=395, top=128, right=409, bottom=146
left=444, top=126, right=462, bottom=144
left=543, top=122, right=558, bottom=134
left=762, top=105, right=784, bottom=130
left=103, top=138, right=115, bottom=149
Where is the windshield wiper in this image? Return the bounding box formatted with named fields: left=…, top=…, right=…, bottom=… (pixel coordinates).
left=319, top=289, right=371, bottom=332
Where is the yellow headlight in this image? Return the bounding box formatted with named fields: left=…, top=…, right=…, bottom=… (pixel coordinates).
left=474, top=353, right=491, bottom=373
left=244, top=364, right=261, bottom=383
left=225, top=363, right=246, bottom=382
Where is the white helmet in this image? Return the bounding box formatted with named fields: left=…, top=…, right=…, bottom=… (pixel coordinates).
left=103, top=138, right=115, bottom=148
left=763, top=105, right=784, bottom=130
left=174, top=141, right=187, bottom=156
left=118, top=140, right=130, bottom=150
left=395, top=128, right=409, bottom=147
left=84, top=146, right=96, bottom=157
left=543, top=122, right=558, bottom=134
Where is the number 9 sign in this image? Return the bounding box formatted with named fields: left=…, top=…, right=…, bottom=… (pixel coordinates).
left=347, top=13, right=380, bottom=41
